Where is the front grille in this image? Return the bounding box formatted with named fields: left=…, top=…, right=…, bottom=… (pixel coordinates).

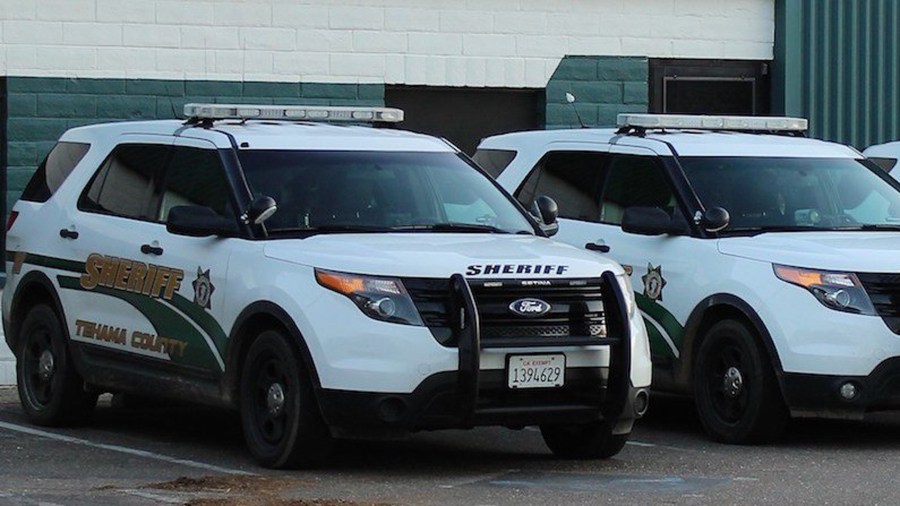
left=405, top=277, right=608, bottom=346
left=856, top=272, right=900, bottom=333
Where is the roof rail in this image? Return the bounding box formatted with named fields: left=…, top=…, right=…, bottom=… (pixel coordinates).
left=183, top=103, right=404, bottom=124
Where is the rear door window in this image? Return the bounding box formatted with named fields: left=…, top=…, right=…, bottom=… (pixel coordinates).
left=514, top=151, right=607, bottom=222
left=79, top=143, right=170, bottom=221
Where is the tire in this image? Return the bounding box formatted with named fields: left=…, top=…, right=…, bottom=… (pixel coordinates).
left=240, top=329, right=332, bottom=469
left=540, top=421, right=629, bottom=459
left=693, top=319, right=788, bottom=444
left=16, top=304, right=97, bottom=426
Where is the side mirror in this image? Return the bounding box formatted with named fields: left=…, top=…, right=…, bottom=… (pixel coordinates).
left=531, top=195, right=559, bottom=237
left=243, top=195, right=278, bottom=225
left=700, top=206, right=730, bottom=232
left=167, top=205, right=238, bottom=237
left=621, top=206, right=688, bottom=236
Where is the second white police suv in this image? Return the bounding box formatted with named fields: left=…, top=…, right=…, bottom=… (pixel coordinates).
left=3, top=104, right=651, bottom=468
left=478, top=113, right=900, bottom=444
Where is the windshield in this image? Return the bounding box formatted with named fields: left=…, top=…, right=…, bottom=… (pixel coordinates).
left=680, top=157, right=900, bottom=233
left=238, top=150, right=535, bottom=236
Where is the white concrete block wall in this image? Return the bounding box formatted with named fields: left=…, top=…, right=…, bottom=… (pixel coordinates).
left=0, top=0, right=775, bottom=87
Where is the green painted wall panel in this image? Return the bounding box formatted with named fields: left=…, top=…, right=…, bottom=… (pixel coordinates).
left=775, top=0, right=900, bottom=148
left=545, top=56, right=648, bottom=129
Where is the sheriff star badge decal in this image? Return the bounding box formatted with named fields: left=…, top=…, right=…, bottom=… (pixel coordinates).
left=641, top=263, right=666, bottom=302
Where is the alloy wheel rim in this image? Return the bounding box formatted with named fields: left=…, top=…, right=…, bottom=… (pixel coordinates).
left=253, top=356, right=290, bottom=445
left=706, top=340, right=749, bottom=424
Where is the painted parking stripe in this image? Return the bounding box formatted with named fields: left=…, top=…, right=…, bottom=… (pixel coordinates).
left=0, top=420, right=254, bottom=476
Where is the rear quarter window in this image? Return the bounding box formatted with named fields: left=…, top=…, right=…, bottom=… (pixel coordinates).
left=472, top=149, right=517, bottom=178
left=20, top=142, right=91, bottom=202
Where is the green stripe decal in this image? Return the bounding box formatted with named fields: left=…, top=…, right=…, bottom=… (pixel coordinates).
left=57, top=275, right=223, bottom=371
left=644, top=319, right=674, bottom=358
left=15, top=252, right=85, bottom=273
left=169, top=293, right=228, bottom=358
left=12, top=250, right=229, bottom=370
left=636, top=294, right=685, bottom=359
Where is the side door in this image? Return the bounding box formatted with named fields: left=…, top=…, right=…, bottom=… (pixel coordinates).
left=59, top=136, right=234, bottom=380
left=58, top=136, right=178, bottom=368
left=592, top=146, right=706, bottom=383
left=147, top=137, right=241, bottom=377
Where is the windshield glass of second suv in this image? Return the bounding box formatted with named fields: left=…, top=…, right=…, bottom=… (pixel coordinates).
left=239, top=150, right=535, bottom=235
left=680, top=157, right=900, bottom=232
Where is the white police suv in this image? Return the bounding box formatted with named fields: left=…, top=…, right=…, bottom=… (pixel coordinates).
left=477, top=113, right=900, bottom=444
left=3, top=104, right=651, bottom=468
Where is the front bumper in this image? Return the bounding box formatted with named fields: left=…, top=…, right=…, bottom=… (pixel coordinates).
left=783, top=357, right=900, bottom=419
left=316, top=271, right=648, bottom=437
left=317, top=371, right=649, bottom=438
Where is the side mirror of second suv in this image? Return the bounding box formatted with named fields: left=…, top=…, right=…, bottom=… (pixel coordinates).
left=167, top=205, right=239, bottom=237
left=532, top=195, right=560, bottom=236
left=621, top=206, right=689, bottom=236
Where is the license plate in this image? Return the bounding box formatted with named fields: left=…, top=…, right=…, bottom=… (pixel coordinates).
left=507, top=354, right=565, bottom=389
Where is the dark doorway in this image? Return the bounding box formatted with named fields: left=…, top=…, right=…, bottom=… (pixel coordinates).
left=649, top=59, right=771, bottom=115
left=385, top=86, right=542, bottom=156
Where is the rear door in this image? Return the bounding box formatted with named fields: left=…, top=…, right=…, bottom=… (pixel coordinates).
left=58, top=136, right=177, bottom=366
left=59, top=135, right=236, bottom=379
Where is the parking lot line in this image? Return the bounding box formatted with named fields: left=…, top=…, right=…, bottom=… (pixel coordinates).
left=0, top=420, right=255, bottom=476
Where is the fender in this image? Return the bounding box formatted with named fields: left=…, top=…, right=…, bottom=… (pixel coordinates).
left=8, top=270, right=69, bottom=356
left=223, top=301, right=322, bottom=406
left=677, top=293, right=787, bottom=397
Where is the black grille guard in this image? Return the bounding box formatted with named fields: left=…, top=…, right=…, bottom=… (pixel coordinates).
left=449, top=271, right=632, bottom=424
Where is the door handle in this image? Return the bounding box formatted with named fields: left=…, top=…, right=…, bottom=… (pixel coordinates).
left=59, top=228, right=79, bottom=240
left=585, top=242, right=610, bottom=253
left=140, top=244, right=164, bottom=256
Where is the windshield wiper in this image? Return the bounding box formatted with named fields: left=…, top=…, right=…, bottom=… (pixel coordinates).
left=271, top=224, right=392, bottom=236
left=857, top=224, right=900, bottom=231
left=725, top=225, right=838, bottom=235
left=392, top=222, right=514, bottom=234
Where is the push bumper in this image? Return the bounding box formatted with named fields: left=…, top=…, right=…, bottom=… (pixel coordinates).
left=316, top=271, right=650, bottom=438
left=783, top=357, right=900, bottom=419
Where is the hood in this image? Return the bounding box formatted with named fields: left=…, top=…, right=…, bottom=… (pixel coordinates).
left=718, top=231, right=900, bottom=272
left=264, top=233, right=622, bottom=279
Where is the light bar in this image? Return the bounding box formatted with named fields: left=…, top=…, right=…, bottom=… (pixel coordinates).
left=617, top=113, right=808, bottom=132
left=184, top=103, right=404, bottom=123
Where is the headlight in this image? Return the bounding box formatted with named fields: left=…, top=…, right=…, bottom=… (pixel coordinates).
left=315, top=269, right=424, bottom=326
left=773, top=265, right=876, bottom=315
left=615, top=272, right=636, bottom=318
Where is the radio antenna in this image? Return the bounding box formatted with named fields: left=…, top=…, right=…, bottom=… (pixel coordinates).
left=566, top=93, right=586, bottom=128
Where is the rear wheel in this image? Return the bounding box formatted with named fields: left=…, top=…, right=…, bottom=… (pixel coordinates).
left=693, top=319, right=788, bottom=444
left=540, top=421, right=628, bottom=459
left=16, top=304, right=97, bottom=426
left=240, top=330, right=332, bottom=468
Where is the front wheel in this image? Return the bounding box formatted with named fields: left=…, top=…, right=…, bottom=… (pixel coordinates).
left=240, top=329, right=332, bottom=468
left=16, top=304, right=97, bottom=426
left=693, top=319, right=788, bottom=444
left=540, top=421, right=628, bottom=459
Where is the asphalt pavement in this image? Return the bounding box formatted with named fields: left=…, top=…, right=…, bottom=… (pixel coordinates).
left=1, top=386, right=900, bottom=505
